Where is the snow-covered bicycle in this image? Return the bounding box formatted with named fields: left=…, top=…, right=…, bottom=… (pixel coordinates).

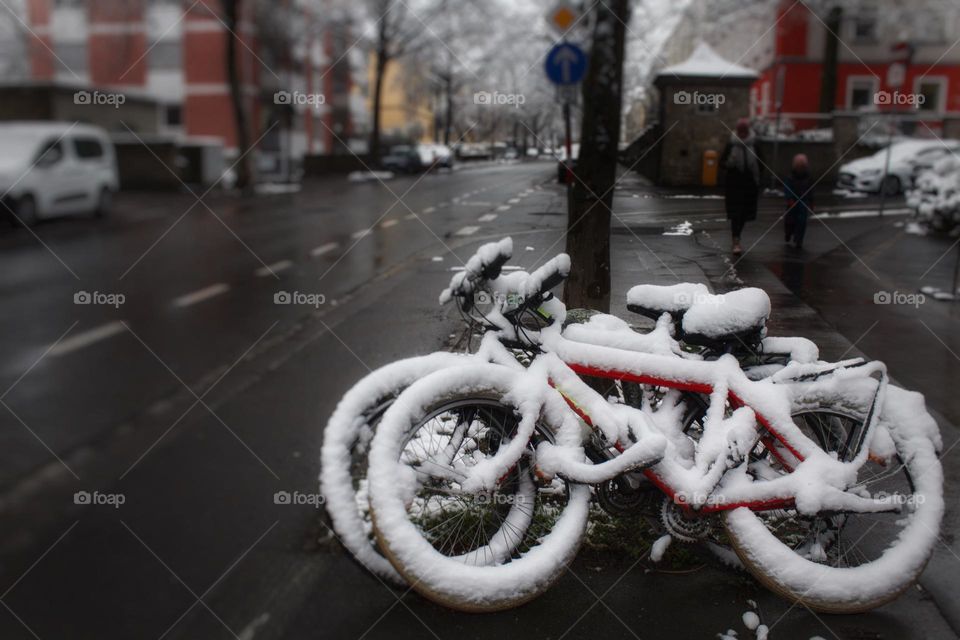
left=361, top=243, right=943, bottom=613
left=322, top=238, right=819, bottom=583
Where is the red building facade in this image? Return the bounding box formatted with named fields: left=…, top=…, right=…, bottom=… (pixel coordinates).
left=751, top=1, right=960, bottom=125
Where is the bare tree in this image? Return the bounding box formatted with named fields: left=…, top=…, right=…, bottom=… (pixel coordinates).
left=563, top=0, right=630, bottom=313
left=364, top=0, right=443, bottom=163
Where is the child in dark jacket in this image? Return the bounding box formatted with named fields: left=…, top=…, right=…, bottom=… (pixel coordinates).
left=784, top=154, right=814, bottom=249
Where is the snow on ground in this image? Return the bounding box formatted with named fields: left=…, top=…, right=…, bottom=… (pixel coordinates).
left=664, top=221, right=694, bottom=236
left=347, top=170, right=395, bottom=183
left=255, top=182, right=301, bottom=194
left=650, top=534, right=672, bottom=562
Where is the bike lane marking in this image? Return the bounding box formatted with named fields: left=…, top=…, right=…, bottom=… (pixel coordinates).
left=49, top=321, right=126, bottom=357
left=310, top=242, right=339, bottom=258
left=255, top=260, right=293, bottom=277
left=172, top=283, right=230, bottom=308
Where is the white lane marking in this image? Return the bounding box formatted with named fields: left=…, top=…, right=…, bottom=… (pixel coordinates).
left=255, top=260, right=293, bottom=277
left=351, top=229, right=372, bottom=240
left=461, top=201, right=493, bottom=207
left=423, top=206, right=436, bottom=214
left=478, top=214, right=498, bottom=222
left=496, top=205, right=511, bottom=211
left=381, top=219, right=399, bottom=228
left=454, top=226, right=480, bottom=236
left=405, top=212, right=419, bottom=220
left=310, top=242, right=339, bottom=258
left=508, top=198, right=520, bottom=204
left=173, top=283, right=230, bottom=308
left=49, top=321, right=126, bottom=357
left=815, top=208, right=911, bottom=219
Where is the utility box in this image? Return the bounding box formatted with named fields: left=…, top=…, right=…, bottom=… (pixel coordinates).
left=702, top=149, right=719, bottom=186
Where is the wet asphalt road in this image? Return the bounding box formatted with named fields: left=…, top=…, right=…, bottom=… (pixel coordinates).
left=0, top=161, right=957, bottom=639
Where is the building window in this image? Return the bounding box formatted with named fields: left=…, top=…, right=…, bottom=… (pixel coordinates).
left=851, top=11, right=878, bottom=43
left=166, top=105, right=182, bottom=126
left=148, top=41, right=182, bottom=71
left=915, top=77, right=947, bottom=113
left=55, top=42, right=88, bottom=72
left=847, top=76, right=878, bottom=110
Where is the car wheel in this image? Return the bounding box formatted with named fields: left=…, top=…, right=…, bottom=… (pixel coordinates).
left=94, top=188, right=112, bottom=218
left=15, top=194, right=38, bottom=227
left=881, top=175, right=901, bottom=196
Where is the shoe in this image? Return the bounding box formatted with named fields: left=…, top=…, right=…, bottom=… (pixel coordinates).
left=732, top=241, right=743, bottom=255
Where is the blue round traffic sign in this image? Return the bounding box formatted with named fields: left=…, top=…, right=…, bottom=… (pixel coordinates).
left=545, top=43, right=587, bottom=86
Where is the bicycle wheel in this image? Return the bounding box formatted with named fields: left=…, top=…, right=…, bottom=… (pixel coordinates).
left=724, top=396, right=943, bottom=613
left=320, top=352, right=468, bottom=584
left=368, top=363, right=590, bottom=612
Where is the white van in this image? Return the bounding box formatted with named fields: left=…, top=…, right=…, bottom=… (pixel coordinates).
left=0, top=122, right=119, bottom=225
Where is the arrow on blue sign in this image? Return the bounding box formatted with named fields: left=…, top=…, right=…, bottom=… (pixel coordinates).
left=545, top=42, right=587, bottom=86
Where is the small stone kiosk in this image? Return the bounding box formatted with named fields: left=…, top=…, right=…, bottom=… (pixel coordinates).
left=654, top=43, right=758, bottom=187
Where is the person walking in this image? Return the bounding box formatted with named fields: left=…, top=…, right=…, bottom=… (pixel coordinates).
left=784, top=153, right=814, bottom=249
left=720, top=118, right=762, bottom=255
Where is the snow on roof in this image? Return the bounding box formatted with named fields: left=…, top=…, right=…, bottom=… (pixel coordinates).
left=659, top=42, right=757, bottom=79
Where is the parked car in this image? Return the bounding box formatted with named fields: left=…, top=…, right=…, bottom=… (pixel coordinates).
left=0, top=122, right=118, bottom=225
left=381, top=145, right=423, bottom=173
left=422, top=143, right=454, bottom=169
left=837, top=139, right=960, bottom=196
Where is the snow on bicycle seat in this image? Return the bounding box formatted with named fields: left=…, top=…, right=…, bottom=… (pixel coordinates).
left=680, top=288, right=771, bottom=349
left=625, top=282, right=710, bottom=321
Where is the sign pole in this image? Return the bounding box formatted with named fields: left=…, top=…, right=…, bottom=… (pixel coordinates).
left=564, top=100, right=573, bottom=184
left=879, top=41, right=913, bottom=217
left=770, top=65, right=785, bottom=190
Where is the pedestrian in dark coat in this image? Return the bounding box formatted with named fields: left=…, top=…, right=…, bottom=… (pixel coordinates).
left=720, top=118, right=762, bottom=255
left=784, top=153, right=815, bottom=249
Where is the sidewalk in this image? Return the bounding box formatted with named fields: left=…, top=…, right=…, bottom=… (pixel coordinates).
left=607, top=221, right=960, bottom=637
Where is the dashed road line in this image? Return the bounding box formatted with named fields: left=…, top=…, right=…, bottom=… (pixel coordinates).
left=49, top=321, right=126, bottom=357
left=422, top=207, right=436, bottom=214
left=454, top=226, right=480, bottom=236
left=351, top=229, right=372, bottom=240
left=508, top=198, right=520, bottom=204
left=478, top=214, right=498, bottom=222
left=255, top=260, right=293, bottom=277
left=496, top=205, right=511, bottom=211
left=381, top=219, right=398, bottom=228
left=405, top=213, right=419, bottom=220
left=172, top=283, right=230, bottom=308
left=310, top=242, right=339, bottom=258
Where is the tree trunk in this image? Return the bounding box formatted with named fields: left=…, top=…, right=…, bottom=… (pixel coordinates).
left=819, top=6, right=842, bottom=113
left=224, top=0, right=253, bottom=192
left=443, top=73, right=453, bottom=145
left=370, top=15, right=389, bottom=166
left=563, top=0, right=629, bottom=313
